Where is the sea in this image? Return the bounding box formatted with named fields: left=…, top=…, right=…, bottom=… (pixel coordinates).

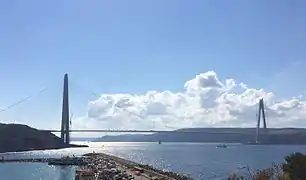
left=0, top=142, right=305, bottom=180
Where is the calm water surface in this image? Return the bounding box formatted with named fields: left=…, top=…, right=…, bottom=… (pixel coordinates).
left=0, top=142, right=305, bottom=180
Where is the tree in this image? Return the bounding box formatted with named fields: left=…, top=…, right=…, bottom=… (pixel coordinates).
left=283, top=152, right=306, bottom=180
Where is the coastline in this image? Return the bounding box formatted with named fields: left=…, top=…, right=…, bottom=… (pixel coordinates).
left=0, top=152, right=192, bottom=180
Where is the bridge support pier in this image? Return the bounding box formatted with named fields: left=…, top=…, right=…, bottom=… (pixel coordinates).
left=61, top=74, right=70, bottom=144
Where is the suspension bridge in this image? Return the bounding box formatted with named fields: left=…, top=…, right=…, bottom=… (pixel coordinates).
left=1, top=74, right=268, bottom=145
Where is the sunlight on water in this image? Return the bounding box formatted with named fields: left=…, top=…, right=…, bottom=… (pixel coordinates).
left=1, top=142, right=306, bottom=180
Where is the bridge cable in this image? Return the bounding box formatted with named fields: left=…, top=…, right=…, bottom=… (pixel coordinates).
left=70, top=112, right=74, bottom=126
left=68, top=78, right=101, bottom=99
left=265, top=102, right=268, bottom=126
left=0, top=87, right=47, bottom=114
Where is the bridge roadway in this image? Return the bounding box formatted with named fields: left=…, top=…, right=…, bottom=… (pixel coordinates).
left=40, top=129, right=239, bottom=134
left=42, top=129, right=172, bottom=133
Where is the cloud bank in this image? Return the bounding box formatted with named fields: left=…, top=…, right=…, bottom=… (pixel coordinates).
left=72, top=71, right=306, bottom=133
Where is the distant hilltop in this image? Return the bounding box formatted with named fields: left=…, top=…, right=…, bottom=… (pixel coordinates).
left=94, top=128, right=306, bottom=145
left=0, top=123, right=87, bottom=153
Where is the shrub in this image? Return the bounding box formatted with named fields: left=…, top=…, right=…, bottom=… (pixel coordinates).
left=283, top=152, right=306, bottom=180
left=228, top=152, right=306, bottom=180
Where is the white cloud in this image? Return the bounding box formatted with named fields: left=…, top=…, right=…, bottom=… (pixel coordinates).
left=72, top=71, right=306, bottom=135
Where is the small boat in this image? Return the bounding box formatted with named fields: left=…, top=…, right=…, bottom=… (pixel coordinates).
left=216, top=144, right=227, bottom=148
left=158, top=140, right=161, bottom=144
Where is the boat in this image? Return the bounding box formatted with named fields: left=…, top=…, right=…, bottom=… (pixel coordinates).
left=158, top=140, right=161, bottom=144
left=216, top=144, right=227, bottom=148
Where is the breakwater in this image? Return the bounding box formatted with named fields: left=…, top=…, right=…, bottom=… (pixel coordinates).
left=0, top=158, right=50, bottom=163
left=83, top=152, right=192, bottom=180
left=0, top=156, right=86, bottom=166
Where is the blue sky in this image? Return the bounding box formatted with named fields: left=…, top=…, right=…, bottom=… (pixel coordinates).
left=0, top=0, right=306, bottom=129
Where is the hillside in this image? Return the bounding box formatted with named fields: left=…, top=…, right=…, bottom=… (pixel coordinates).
left=94, top=128, right=306, bottom=144
left=0, top=123, right=85, bottom=153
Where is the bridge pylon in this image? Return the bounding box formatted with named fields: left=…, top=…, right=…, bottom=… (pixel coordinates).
left=60, top=73, right=70, bottom=144
left=255, top=98, right=267, bottom=143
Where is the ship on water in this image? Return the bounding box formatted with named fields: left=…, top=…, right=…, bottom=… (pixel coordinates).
left=216, top=144, right=227, bottom=148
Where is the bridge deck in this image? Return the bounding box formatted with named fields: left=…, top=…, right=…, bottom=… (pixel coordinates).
left=40, top=129, right=245, bottom=134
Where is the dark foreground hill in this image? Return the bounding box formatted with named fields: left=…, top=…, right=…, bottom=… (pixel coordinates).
left=0, top=123, right=87, bottom=153
left=94, top=128, right=306, bottom=145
